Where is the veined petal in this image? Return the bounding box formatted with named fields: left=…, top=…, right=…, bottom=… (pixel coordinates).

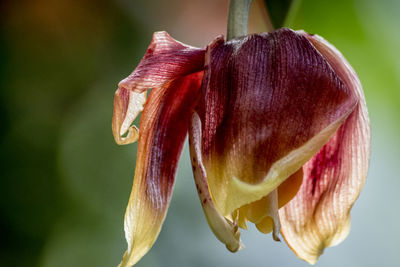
left=119, top=71, right=204, bottom=267
left=198, top=28, right=357, bottom=216
left=189, top=111, right=243, bottom=252
left=112, top=31, right=205, bottom=145
left=279, top=33, right=370, bottom=264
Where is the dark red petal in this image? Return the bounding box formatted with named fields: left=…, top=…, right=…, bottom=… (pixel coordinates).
left=198, top=28, right=357, bottom=216
left=119, top=71, right=203, bottom=267
left=279, top=32, right=370, bottom=264
left=113, top=31, right=205, bottom=145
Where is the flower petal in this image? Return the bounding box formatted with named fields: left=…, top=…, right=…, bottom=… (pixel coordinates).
left=277, top=167, right=304, bottom=208
left=112, top=31, right=205, bottom=145
left=279, top=33, right=370, bottom=264
left=198, top=28, right=358, bottom=216
left=189, top=111, right=243, bottom=252
left=236, top=168, right=303, bottom=236
left=113, top=89, right=146, bottom=145
left=118, top=71, right=204, bottom=267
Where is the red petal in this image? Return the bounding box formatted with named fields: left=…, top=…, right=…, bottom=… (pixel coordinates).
left=197, top=29, right=358, bottom=216
left=119, top=71, right=203, bottom=267
left=112, top=31, right=205, bottom=145
left=279, top=32, right=370, bottom=264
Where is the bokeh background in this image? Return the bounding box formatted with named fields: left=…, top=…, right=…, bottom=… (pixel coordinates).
left=1, top=0, right=399, bottom=266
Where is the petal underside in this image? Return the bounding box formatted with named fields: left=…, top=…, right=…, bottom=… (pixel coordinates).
left=279, top=32, right=370, bottom=264
left=119, top=72, right=203, bottom=267
left=198, top=28, right=358, bottom=216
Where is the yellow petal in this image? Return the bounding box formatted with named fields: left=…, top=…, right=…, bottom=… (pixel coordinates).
left=256, top=216, right=274, bottom=234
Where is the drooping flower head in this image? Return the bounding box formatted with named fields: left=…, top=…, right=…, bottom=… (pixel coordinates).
left=112, top=28, right=370, bottom=267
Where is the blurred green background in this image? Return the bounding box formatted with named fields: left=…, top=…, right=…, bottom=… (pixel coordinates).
left=0, top=0, right=399, bottom=266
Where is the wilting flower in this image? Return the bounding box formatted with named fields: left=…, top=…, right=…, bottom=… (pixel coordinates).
left=112, top=28, right=370, bottom=267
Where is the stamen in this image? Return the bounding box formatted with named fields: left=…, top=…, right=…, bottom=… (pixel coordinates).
left=267, top=189, right=281, bottom=241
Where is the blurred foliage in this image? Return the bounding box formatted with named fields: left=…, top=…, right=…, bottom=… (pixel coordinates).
left=264, top=0, right=293, bottom=28
left=0, top=0, right=399, bottom=267
left=0, top=0, right=147, bottom=265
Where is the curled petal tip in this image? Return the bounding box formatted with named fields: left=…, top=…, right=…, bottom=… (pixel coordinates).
left=226, top=236, right=244, bottom=252
left=112, top=30, right=205, bottom=147
left=112, top=88, right=146, bottom=145
left=272, top=229, right=281, bottom=242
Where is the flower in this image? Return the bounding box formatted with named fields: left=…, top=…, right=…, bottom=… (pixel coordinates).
left=112, top=28, right=370, bottom=267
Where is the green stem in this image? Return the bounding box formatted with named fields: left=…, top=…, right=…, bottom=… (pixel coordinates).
left=227, top=0, right=254, bottom=41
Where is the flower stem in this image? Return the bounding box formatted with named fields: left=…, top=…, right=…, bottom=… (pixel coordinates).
left=227, top=0, right=254, bottom=41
